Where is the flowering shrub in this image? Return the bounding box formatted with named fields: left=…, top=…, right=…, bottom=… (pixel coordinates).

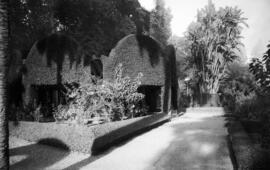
left=53, top=64, right=146, bottom=125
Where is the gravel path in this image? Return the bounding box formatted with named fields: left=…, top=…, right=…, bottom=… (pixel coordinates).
left=10, top=107, right=233, bottom=170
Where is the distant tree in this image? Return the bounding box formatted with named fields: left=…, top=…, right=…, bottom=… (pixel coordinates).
left=168, top=35, right=190, bottom=79
left=222, top=62, right=255, bottom=95
left=150, top=0, right=172, bottom=46
left=185, top=0, right=247, bottom=102
left=0, top=0, right=9, bottom=168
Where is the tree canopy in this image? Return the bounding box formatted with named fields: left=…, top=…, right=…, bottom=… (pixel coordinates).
left=9, top=0, right=150, bottom=60
left=149, top=0, right=172, bottom=46
left=184, top=0, right=247, bottom=95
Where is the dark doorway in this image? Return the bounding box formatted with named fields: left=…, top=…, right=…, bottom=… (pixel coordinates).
left=138, top=85, right=162, bottom=113
left=32, top=85, right=66, bottom=118
left=90, top=59, right=103, bottom=78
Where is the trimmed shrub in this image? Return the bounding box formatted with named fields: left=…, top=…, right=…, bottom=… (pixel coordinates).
left=10, top=113, right=170, bottom=154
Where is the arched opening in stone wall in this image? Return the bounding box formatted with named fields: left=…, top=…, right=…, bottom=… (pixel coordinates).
left=137, top=85, right=162, bottom=113
left=31, top=85, right=67, bottom=120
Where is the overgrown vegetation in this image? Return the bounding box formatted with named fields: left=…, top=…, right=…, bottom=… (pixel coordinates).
left=220, top=43, right=270, bottom=149
left=149, top=0, right=172, bottom=46
left=172, top=1, right=247, bottom=106
left=53, top=64, right=146, bottom=125
left=248, top=43, right=270, bottom=123
left=8, top=0, right=172, bottom=113
left=219, top=62, right=256, bottom=117
left=169, top=1, right=270, bottom=150
left=9, top=0, right=172, bottom=60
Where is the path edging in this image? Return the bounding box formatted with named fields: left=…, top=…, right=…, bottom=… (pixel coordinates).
left=228, top=120, right=268, bottom=169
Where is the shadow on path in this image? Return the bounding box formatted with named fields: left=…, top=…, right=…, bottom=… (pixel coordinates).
left=10, top=139, right=70, bottom=170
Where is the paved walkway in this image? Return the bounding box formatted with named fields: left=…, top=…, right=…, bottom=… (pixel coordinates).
left=10, top=107, right=234, bottom=170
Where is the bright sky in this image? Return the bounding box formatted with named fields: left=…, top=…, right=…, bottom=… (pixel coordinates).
left=139, top=0, right=270, bottom=61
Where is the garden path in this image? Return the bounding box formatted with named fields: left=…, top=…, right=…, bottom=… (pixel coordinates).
left=10, top=107, right=234, bottom=170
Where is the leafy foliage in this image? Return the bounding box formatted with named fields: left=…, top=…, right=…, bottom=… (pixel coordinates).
left=168, top=36, right=190, bottom=80
left=54, top=64, right=146, bottom=125
left=221, top=43, right=270, bottom=123
left=249, top=44, right=270, bottom=93
left=149, top=0, right=172, bottom=46
left=220, top=62, right=257, bottom=116
left=247, top=43, right=270, bottom=149
left=185, top=0, right=247, bottom=96
left=218, top=44, right=270, bottom=149
left=9, top=0, right=149, bottom=59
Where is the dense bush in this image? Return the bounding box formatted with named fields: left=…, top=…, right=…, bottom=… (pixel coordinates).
left=249, top=44, right=270, bottom=93
left=54, top=64, right=146, bottom=125
left=220, top=43, right=270, bottom=126
left=220, top=62, right=257, bottom=118
left=247, top=43, right=270, bottom=121
left=220, top=61, right=270, bottom=148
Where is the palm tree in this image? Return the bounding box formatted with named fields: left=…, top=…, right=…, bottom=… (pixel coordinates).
left=0, top=0, right=9, bottom=169
left=206, top=5, right=247, bottom=94
left=185, top=0, right=247, bottom=106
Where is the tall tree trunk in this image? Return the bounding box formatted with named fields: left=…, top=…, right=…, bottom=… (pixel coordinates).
left=0, top=0, right=9, bottom=169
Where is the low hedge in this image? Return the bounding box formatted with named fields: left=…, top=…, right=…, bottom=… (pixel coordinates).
left=9, top=113, right=169, bottom=155
left=228, top=121, right=270, bottom=169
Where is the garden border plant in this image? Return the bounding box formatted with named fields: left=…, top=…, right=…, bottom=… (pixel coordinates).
left=53, top=63, right=148, bottom=125
left=220, top=44, right=270, bottom=169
